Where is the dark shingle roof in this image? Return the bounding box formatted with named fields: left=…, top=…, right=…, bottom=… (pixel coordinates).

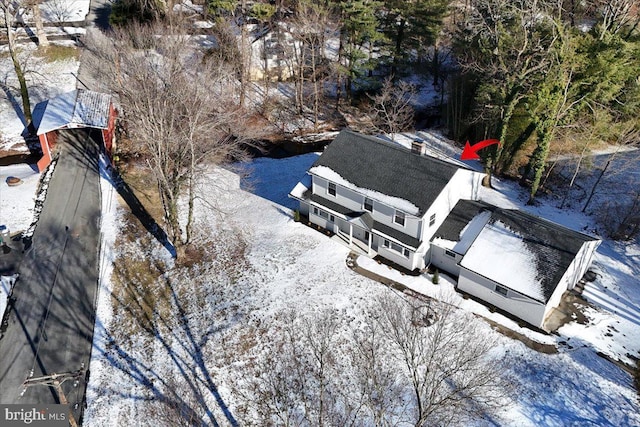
left=311, top=130, right=464, bottom=215
left=432, top=200, right=497, bottom=242
left=437, top=200, right=599, bottom=303
left=490, top=209, right=597, bottom=303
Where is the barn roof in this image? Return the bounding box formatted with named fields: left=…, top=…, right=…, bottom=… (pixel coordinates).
left=437, top=200, right=600, bottom=303
left=310, top=130, right=466, bottom=216
left=37, top=89, right=112, bottom=135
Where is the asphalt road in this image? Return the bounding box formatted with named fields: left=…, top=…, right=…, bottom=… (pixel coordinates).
left=0, top=128, right=101, bottom=424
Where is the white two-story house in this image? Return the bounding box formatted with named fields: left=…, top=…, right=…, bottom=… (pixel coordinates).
left=289, top=130, right=483, bottom=271
left=289, top=130, right=601, bottom=330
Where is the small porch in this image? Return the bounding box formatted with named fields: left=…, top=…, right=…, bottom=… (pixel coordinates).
left=332, top=229, right=377, bottom=257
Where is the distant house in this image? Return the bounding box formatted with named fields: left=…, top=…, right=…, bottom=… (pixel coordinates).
left=289, top=130, right=484, bottom=271
left=290, top=130, right=600, bottom=330
left=34, top=89, right=116, bottom=171
left=431, top=200, right=600, bottom=329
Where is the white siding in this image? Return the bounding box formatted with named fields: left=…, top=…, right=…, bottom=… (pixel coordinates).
left=458, top=268, right=546, bottom=328
left=312, top=175, right=422, bottom=240
left=429, top=245, right=462, bottom=276
left=298, top=201, right=310, bottom=216
left=420, top=169, right=483, bottom=243
left=542, top=240, right=601, bottom=320
left=377, top=244, right=417, bottom=270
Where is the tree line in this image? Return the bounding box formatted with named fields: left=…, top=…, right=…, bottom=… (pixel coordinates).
left=111, top=0, right=638, bottom=199
left=4, top=0, right=639, bottom=252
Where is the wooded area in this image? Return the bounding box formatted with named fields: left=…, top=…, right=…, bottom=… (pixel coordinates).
left=107, top=0, right=639, bottom=201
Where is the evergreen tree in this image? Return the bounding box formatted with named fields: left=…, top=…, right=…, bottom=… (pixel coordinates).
left=333, top=0, right=383, bottom=101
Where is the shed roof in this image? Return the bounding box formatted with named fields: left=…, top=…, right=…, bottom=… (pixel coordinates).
left=37, top=89, right=112, bottom=135
left=442, top=200, right=600, bottom=303
left=310, top=130, right=465, bottom=216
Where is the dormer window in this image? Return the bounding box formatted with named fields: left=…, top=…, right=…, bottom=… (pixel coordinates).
left=394, top=210, right=405, bottom=226
left=364, top=197, right=373, bottom=212
left=328, top=182, right=336, bottom=197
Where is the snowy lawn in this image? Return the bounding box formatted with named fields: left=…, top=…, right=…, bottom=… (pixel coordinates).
left=82, top=150, right=640, bottom=426
left=0, top=42, right=80, bottom=154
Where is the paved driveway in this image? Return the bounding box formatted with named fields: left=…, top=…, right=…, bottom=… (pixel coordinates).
left=0, top=128, right=101, bottom=424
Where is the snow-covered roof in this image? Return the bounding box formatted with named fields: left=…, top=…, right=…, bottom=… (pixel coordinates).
left=310, top=130, right=465, bottom=216
left=310, top=165, right=421, bottom=215
left=289, top=174, right=311, bottom=200
left=461, top=219, right=546, bottom=301
left=442, top=200, right=600, bottom=304
left=37, top=89, right=112, bottom=135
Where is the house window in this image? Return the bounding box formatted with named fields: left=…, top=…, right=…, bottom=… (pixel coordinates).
left=328, top=182, right=336, bottom=197
left=495, top=285, right=508, bottom=297
left=383, top=239, right=410, bottom=258
left=364, top=197, right=373, bottom=212
left=394, top=210, right=405, bottom=226
left=429, top=213, right=436, bottom=227
left=313, top=207, right=334, bottom=222
left=444, top=249, right=456, bottom=258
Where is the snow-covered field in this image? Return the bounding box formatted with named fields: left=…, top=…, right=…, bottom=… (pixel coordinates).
left=74, top=149, right=640, bottom=425
left=0, top=15, right=639, bottom=423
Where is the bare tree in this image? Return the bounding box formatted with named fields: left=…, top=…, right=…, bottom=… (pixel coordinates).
left=286, top=1, right=337, bottom=128
left=350, top=318, right=406, bottom=426
left=453, top=0, right=555, bottom=185
left=368, top=77, right=416, bottom=141
left=25, top=0, right=49, bottom=47
left=590, top=0, right=638, bottom=39
left=373, top=295, right=504, bottom=426
left=84, top=22, right=253, bottom=256
left=1, top=0, right=34, bottom=130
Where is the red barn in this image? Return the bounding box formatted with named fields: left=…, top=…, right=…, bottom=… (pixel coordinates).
left=35, top=89, right=117, bottom=171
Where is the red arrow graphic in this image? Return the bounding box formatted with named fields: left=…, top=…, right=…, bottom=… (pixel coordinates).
left=460, top=139, right=501, bottom=160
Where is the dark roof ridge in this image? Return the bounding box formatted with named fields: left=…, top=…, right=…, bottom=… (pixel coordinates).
left=339, top=129, right=473, bottom=171
left=498, top=207, right=599, bottom=242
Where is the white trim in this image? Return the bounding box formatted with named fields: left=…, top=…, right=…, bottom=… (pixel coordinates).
left=373, top=229, right=420, bottom=251
left=327, top=182, right=337, bottom=197
left=363, top=197, right=373, bottom=212
left=309, top=202, right=346, bottom=220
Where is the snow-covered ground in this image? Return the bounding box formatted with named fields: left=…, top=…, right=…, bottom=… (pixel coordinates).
left=76, top=147, right=640, bottom=425
left=0, top=43, right=80, bottom=153
left=0, top=13, right=638, bottom=422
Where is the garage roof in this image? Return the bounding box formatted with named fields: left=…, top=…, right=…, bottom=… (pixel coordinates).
left=37, top=89, right=112, bottom=135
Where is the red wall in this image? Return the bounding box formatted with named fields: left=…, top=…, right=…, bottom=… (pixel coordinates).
left=37, top=131, right=58, bottom=172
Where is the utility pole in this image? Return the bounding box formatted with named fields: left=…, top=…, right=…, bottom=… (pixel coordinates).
left=22, top=368, right=84, bottom=427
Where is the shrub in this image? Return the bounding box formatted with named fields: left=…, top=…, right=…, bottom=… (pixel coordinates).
left=432, top=268, right=440, bottom=284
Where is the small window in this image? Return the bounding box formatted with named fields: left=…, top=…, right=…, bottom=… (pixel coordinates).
left=364, top=197, right=373, bottom=212
left=328, top=182, right=336, bottom=197
left=495, top=285, right=508, bottom=297
left=403, top=248, right=410, bottom=258
left=329, top=214, right=335, bottom=222
left=394, top=210, right=405, bottom=226
left=444, top=249, right=456, bottom=258
left=313, top=207, right=319, bottom=215
left=429, top=213, right=436, bottom=227
left=383, top=239, right=390, bottom=248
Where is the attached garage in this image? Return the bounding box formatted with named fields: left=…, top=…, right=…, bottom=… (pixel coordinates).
left=430, top=200, right=600, bottom=330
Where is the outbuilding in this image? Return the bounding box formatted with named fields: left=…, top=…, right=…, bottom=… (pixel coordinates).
left=34, top=89, right=116, bottom=171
